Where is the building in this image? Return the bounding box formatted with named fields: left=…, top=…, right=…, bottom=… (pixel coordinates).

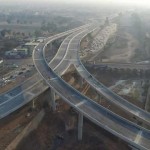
left=15, top=48, right=28, bottom=56
left=5, top=47, right=28, bottom=58
left=23, top=42, right=38, bottom=56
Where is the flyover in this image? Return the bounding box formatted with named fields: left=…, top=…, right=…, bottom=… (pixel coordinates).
left=33, top=25, right=150, bottom=150
left=47, top=24, right=150, bottom=126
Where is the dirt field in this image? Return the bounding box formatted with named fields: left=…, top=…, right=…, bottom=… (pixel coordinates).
left=16, top=101, right=130, bottom=150
left=101, top=32, right=139, bottom=63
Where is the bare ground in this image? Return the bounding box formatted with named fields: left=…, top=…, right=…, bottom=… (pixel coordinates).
left=101, top=32, right=139, bottom=63
left=16, top=102, right=130, bottom=150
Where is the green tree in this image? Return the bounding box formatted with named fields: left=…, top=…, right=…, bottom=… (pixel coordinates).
left=34, top=30, right=41, bottom=37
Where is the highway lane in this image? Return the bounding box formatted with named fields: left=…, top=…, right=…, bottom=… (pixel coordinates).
left=0, top=24, right=91, bottom=119
left=52, top=26, right=98, bottom=75
left=49, top=30, right=87, bottom=70
left=0, top=79, right=47, bottom=118
left=33, top=25, right=150, bottom=150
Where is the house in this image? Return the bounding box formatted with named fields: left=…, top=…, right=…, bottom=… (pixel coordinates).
left=15, top=47, right=28, bottom=56
left=5, top=47, right=28, bottom=58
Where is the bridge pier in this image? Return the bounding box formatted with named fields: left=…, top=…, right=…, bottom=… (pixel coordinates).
left=50, top=89, right=56, bottom=111
left=95, top=93, right=100, bottom=101
left=32, top=99, right=35, bottom=109
left=78, top=112, right=83, bottom=141
left=79, top=77, right=84, bottom=87
left=95, top=91, right=102, bottom=103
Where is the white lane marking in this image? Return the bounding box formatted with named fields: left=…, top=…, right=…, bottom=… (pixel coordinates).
left=49, top=30, right=84, bottom=66
left=134, top=130, right=142, bottom=144
left=75, top=100, right=86, bottom=107
left=49, top=77, right=58, bottom=81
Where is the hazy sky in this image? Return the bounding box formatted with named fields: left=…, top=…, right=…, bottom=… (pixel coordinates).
left=0, top=0, right=150, bottom=7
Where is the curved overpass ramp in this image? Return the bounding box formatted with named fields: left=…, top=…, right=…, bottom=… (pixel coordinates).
left=47, top=24, right=150, bottom=126
left=33, top=26, right=150, bottom=150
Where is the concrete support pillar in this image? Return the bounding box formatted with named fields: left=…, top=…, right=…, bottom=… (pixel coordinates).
left=79, top=77, right=84, bottom=87
left=95, top=91, right=103, bottom=103
left=95, top=93, right=100, bottom=100
left=32, top=99, right=35, bottom=109
left=78, top=113, right=83, bottom=141
left=50, top=89, right=56, bottom=111
left=145, top=86, right=150, bottom=112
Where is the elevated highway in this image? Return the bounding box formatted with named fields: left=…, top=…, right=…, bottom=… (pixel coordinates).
left=33, top=26, right=150, bottom=150
left=47, top=24, right=150, bottom=126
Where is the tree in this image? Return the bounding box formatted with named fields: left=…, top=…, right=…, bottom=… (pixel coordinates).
left=47, top=22, right=57, bottom=32
left=34, top=30, right=41, bottom=37
left=6, top=18, right=11, bottom=24
left=17, top=19, right=20, bottom=24
left=24, top=20, right=27, bottom=24
left=1, top=29, right=7, bottom=37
